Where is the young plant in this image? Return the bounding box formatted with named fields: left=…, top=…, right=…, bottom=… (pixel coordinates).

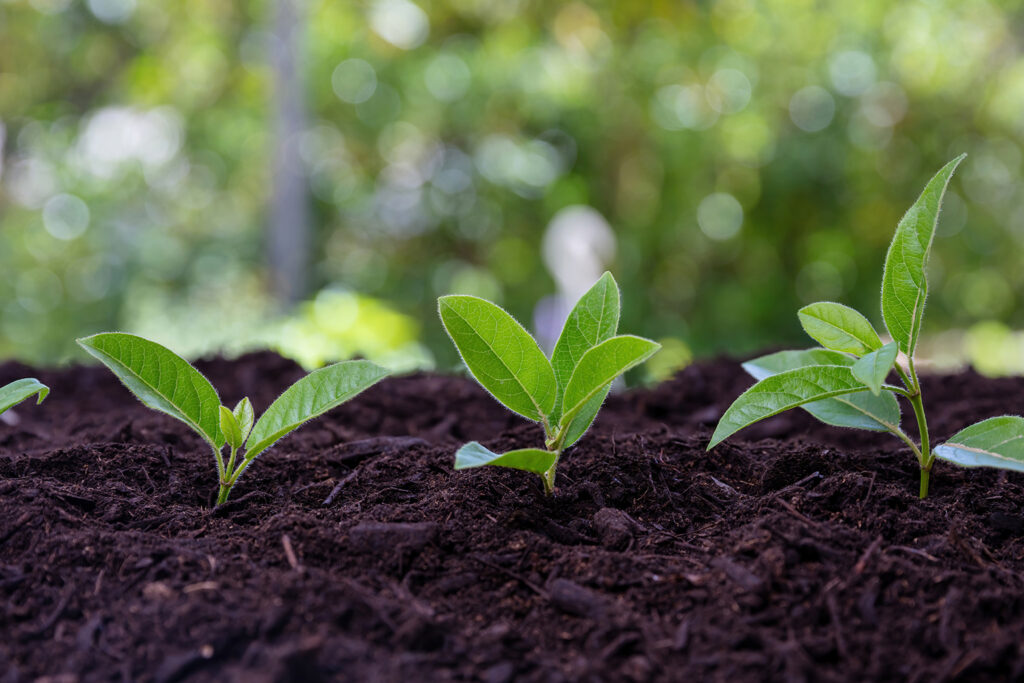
left=77, top=333, right=389, bottom=504
left=439, top=272, right=660, bottom=494
left=0, top=379, right=49, bottom=417
left=709, top=154, right=1024, bottom=499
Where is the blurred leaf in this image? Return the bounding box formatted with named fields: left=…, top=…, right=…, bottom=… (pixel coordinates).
left=0, top=378, right=49, bottom=415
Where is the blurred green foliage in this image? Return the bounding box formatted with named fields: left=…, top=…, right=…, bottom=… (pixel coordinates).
left=2, top=0, right=1024, bottom=373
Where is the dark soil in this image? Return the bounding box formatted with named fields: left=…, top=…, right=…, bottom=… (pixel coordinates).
left=3, top=353, right=1024, bottom=682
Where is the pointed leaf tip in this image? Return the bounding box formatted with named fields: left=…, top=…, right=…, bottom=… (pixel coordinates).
left=881, top=155, right=965, bottom=357
left=560, top=335, right=660, bottom=432
left=245, top=360, right=389, bottom=461
left=550, top=272, right=621, bottom=423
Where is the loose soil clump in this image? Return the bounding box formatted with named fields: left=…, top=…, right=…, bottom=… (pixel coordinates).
left=3, top=353, right=1024, bottom=681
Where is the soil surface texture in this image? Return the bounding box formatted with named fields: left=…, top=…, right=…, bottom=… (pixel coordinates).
left=3, top=353, right=1024, bottom=682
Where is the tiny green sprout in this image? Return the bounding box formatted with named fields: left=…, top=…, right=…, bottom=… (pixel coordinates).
left=709, top=154, right=1024, bottom=499
left=77, top=333, right=389, bottom=505
left=0, top=378, right=49, bottom=417
left=439, top=272, right=660, bottom=494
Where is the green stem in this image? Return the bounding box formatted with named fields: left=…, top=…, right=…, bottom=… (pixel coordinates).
left=881, top=384, right=915, bottom=399
left=216, top=445, right=240, bottom=505
left=886, top=424, right=923, bottom=464
left=904, top=360, right=932, bottom=498
left=541, top=457, right=558, bottom=495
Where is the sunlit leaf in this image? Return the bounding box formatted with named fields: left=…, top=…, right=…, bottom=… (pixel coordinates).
left=881, top=155, right=966, bottom=357
left=245, top=360, right=389, bottom=460
left=0, top=378, right=49, bottom=416
left=454, top=441, right=558, bottom=474
left=233, top=397, right=254, bottom=442
left=561, top=335, right=660, bottom=429
left=219, top=405, right=244, bottom=450
left=851, top=342, right=898, bottom=395
left=560, top=387, right=610, bottom=449
left=934, top=416, right=1024, bottom=473
left=77, top=333, right=223, bottom=447
left=550, top=272, right=619, bottom=423
left=797, top=302, right=882, bottom=356
left=439, top=295, right=556, bottom=422
left=709, top=365, right=875, bottom=449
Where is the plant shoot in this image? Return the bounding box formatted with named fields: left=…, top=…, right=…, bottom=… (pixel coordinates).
left=77, top=333, right=388, bottom=504
left=439, top=272, right=660, bottom=494
left=708, top=155, right=1024, bottom=498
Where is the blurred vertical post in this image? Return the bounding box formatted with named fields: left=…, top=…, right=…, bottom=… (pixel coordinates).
left=268, top=0, right=310, bottom=305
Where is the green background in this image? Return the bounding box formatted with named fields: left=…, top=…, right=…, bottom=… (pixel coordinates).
left=3, top=0, right=1024, bottom=377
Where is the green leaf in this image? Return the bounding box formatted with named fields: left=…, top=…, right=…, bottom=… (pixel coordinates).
left=438, top=295, right=556, bottom=422
left=233, top=397, right=254, bottom=442
left=709, top=365, right=875, bottom=449
left=244, top=360, right=388, bottom=460
left=549, top=272, right=619, bottom=423
left=797, top=302, right=882, bottom=356
left=77, top=333, right=223, bottom=447
left=852, top=342, right=899, bottom=395
left=934, top=416, right=1024, bottom=473
left=219, top=405, right=244, bottom=450
left=0, top=378, right=49, bottom=415
left=742, top=349, right=854, bottom=377
left=742, top=349, right=901, bottom=432
left=881, top=154, right=966, bottom=357
left=560, top=386, right=611, bottom=449
left=454, top=441, right=558, bottom=475
left=560, top=335, right=660, bottom=429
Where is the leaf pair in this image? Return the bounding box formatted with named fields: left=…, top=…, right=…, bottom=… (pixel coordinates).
left=708, top=155, right=1024, bottom=497
left=77, top=333, right=388, bottom=504
left=439, top=272, right=660, bottom=493
left=0, top=378, right=49, bottom=417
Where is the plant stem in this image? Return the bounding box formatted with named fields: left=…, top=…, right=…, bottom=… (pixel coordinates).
left=215, top=445, right=240, bottom=505
left=224, top=446, right=238, bottom=484
left=905, top=360, right=937, bottom=499
left=897, top=358, right=932, bottom=498
left=541, top=458, right=558, bottom=495
left=909, top=391, right=931, bottom=498
left=886, top=425, right=923, bottom=464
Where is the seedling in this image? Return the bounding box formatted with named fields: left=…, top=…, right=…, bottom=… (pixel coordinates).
left=439, top=272, right=660, bottom=494
left=709, top=155, right=1024, bottom=498
left=0, top=379, right=49, bottom=417
left=77, top=333, right=389, bottom=504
